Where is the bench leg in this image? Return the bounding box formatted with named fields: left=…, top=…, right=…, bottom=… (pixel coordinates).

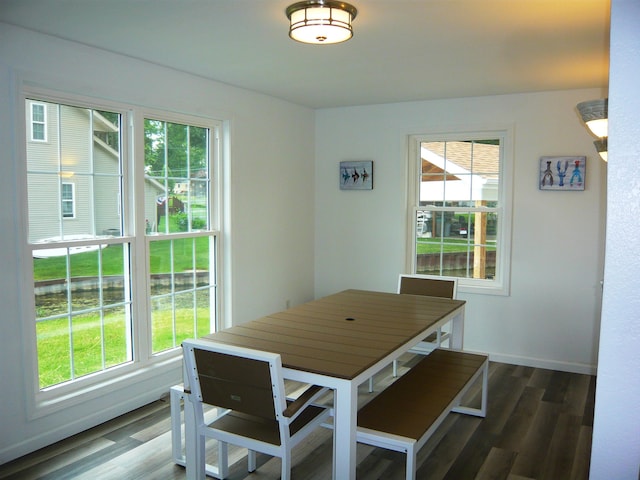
left=171, top=385, right=229, bottom=479
left=479, top=360, right=488, bottom=416
left=451, top=360, right=488, bottom=417
left=170, top=385, right=187, bottom=467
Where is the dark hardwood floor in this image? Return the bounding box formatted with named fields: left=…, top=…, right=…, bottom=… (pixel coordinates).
left=0, top=357, right=595, bottom=480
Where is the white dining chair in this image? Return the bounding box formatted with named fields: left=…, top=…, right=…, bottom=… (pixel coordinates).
left=397, top=273, right=457, bottom=354
left=182, top=339, right=332, bottom=480
left=368, top=274, right=458, bottom=392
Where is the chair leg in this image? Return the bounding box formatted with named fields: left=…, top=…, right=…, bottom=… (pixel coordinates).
left=281, top=450, right=292, bottom=480
left=194, top=432, right=207, bottom=480
left=248, top=449, right=257, bottom=472
left=218, top=441, right=229, bottom=478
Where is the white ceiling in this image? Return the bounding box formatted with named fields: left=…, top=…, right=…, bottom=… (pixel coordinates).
left=0, top=0, right=610, bottom=109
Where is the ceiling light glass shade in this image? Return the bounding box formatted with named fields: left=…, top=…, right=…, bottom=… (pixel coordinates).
left=577, top=98, right=608, bottom=138
left=594, top=138, right=608, bottom=162
left=286, top=1, right=358, bottom=44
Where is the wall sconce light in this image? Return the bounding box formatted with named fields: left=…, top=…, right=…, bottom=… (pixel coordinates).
left=594, top=138, right=608, bottom=163
left=577, top=98, right=608, bottom=162
left=286, top=1, right=358, bottom=45
left=577, top=99, right=608, bottom=137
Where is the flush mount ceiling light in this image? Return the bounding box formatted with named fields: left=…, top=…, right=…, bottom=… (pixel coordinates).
left=286, top=1, right=358, bottom=44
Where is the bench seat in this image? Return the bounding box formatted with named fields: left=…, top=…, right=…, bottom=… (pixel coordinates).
left=357, top=348, right=488, bottom=480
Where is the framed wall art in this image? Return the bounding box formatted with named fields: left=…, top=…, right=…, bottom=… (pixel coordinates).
left=539, top=156, right=586, bottom=191
left=340, top=161, right=373, bottom=190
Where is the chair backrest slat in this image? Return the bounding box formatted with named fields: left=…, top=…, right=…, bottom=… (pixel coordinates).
left=398, top=274, right=457, bottom=299
left=193, top=348, right=277, bottom=419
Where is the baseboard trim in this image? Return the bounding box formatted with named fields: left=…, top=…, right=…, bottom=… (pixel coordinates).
left=488, top=352, right=597, bottom=375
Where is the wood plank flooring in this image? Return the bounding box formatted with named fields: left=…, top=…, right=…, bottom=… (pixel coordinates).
left=0, top=357, right=595, bottom=480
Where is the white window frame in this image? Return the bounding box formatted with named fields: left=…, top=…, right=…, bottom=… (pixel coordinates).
left=30, top=101, right=47, bottom=142
left=61, top=181, right=75, bottom=218
left=406, top=127, right=514, bottom=296
left=19, top=87, right=225, bottom=418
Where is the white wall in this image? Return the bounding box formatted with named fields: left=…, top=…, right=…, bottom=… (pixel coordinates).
left=315, top=89, right=607, bottom=374
left=591, top=0, right=640, bottom=478
left=0, top=23, right=315, bottom=463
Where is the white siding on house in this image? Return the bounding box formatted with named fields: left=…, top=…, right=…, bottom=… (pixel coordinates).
left=26, top=101, right=59, bottom=171
left=63, top=175, right=92, bottom=236
left=26, top=172, right=60, bottom=242
left=93, top=142, right=121, bottom=235
left=26, top=102, right=165, bottom=239
left=59, top=105, right=91, bottom=174
left=27, top=103, right=97, bottom=241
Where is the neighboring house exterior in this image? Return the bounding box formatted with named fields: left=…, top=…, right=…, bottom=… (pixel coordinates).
left=26, top=101, right=165, bottom=243
left=420, top=141, right=499, bottom=207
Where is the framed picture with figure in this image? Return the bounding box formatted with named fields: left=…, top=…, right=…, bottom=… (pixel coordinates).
left=340, top=161, right=373, bottom=190
left=539, top=156, right=586, bottom=191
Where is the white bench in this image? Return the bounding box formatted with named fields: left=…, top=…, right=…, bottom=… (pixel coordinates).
left=170, top=385, right=226, bottom=478
left=357, top=349, right=489, bottom=480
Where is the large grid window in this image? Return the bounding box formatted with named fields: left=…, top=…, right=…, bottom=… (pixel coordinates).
left=408, top=131, right=512, bottom=295
left=24, top=96, right=221, bottom=393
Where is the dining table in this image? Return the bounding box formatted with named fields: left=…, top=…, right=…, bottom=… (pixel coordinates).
left=182, top=288, right=466, bottom=479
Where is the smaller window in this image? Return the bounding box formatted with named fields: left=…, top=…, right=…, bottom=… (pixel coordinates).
left=31, top=102, right=47, bottom=142
left=61, top=182, right=75, bottom=218
left=407, top=129, right=513, bottom=296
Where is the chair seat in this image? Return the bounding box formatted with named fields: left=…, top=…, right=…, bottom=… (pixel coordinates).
left=209, top=403, right=329, bottom=446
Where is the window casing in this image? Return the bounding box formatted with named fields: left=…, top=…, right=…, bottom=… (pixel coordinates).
left=407, top=129, right=513, bottom=295
left=21, top=89, right=223, bottom=415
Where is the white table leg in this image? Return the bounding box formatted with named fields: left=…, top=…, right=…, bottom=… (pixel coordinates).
left=332, top=379, right=358, bottom=479
left=450, top=308, right=465, bottom=349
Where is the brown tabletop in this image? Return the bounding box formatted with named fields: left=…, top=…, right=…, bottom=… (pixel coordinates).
left=202, top=289, right=466, bottom=380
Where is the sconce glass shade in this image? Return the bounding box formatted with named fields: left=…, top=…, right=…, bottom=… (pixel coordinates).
left=577, top=98, right=608, bottom=138
left=594, top=138, right=608, bottom=162
left=286, top=1, right=357, bottom=44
